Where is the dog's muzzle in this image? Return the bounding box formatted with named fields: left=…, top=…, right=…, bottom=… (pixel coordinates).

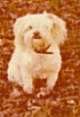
left=32, top=32, right=53, bottom=54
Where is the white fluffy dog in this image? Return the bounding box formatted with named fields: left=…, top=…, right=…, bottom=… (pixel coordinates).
left=7, top=12, right=67, bottom=93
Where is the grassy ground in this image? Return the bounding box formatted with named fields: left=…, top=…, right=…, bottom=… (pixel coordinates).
left=0, top=0, right=80, bottom=116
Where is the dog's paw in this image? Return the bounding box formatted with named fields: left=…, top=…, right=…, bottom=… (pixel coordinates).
left=23, top=85, right=33, bottom=94
left=47, top=78, right=56, bottom=91
left=46, top=84, right=53, bottom=92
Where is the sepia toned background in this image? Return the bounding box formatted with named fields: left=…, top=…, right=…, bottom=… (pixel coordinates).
left=0, top=0, right=80, bottom=116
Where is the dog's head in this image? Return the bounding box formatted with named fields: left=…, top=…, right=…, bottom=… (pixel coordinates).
left=14, top=12, right=67, bottom=53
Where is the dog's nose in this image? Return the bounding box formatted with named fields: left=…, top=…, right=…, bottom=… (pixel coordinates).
left=33, top=32, right=42, bottom=39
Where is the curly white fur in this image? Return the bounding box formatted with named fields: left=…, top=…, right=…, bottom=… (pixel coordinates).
left=7, top=12, right=67, bottom=93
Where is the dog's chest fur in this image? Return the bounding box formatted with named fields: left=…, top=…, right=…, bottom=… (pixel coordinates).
left=21, top=52, right=55, bottom=79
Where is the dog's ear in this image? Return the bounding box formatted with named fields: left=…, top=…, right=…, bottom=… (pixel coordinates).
left=13, top=16, right=26, bottom=38
left=48, top=14, right=67, bottom=45
left=13, top=14, right=31, bottom=37
left=13, top=14, right=30, bottom=47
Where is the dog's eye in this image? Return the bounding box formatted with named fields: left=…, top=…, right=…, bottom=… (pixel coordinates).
left=28, top=26, right=32, bottom=29
left=24, top=25, right=33, bottom=33
left=28, top=25, right=33, bottom=30
left=25, top=25, right=32, bottom=32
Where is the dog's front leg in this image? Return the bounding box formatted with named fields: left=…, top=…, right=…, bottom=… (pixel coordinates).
left=47, top=72, right=59, bottom=91
left=20, top=67, right=33, bottom=93
left=8, top=59, right=23, bottom=86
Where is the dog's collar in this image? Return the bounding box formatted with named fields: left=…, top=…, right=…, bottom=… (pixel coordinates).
left=36, top=52, right=53, bottom=54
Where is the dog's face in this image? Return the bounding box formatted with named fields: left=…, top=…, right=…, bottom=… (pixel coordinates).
left=14, top=12, right=67, bottom=53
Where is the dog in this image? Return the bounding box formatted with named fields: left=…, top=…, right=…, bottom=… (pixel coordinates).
left=7, top=12, right=67, bottom=93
